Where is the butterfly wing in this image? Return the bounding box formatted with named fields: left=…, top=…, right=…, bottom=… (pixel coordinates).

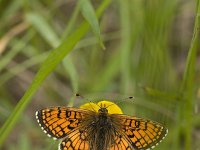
left=59, top=128, right=90, bottom=150
left=110, top=114, right=168, bottom=150
left=35, top=107, right=90, bottom=140
left=109, top=131, right=133, bottom=150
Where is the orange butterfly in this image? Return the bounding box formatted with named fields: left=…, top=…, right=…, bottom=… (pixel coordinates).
left=36, top=100, right=168, bottom=150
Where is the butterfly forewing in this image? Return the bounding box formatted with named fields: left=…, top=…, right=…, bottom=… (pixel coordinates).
left=111, top=114, right=168, bottom=150
left=35, top=107, right=90, bottom=140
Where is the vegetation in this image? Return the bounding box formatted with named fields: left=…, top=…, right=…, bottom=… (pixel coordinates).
left=0, top=0, right=199, bottom=149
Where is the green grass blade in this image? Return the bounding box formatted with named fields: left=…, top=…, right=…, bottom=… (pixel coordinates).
left=0, top=0, right=111, bottom=147
left=25, top=12, right=60, bottom=47
left=80, top=0, right=105, bottom=49
left=0, top=0, right=22, bottom=29
left=62, top=57, right=79, bottom=93
left=0, top=32, right=33, bottom=72
left=0, top=41, right=24, bottom=72
left=0, top=52, right=47, bottom=86
left=119, top=0, right=132, bottom=93
left=62, top=3, right=80, bottom=39
left=179, top=0, right=200, bottom=149
left=62, top=57, right=79, bottom=107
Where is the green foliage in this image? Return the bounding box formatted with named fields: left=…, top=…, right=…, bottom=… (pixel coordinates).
left=79, top=0, right=105, bottom=49
left=0, top=0, right=199, bottom=149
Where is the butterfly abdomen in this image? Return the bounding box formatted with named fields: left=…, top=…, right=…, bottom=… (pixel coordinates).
left=98, top=116, right=110, bottom=150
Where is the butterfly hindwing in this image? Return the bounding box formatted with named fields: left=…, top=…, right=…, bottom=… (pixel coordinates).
left=110, top=131, right=133, bottom=150
left=59, top=128, right=89, bottom=150
left=35, top=107, right=89, bottom=140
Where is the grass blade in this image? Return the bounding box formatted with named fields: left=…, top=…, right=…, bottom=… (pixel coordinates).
left=179, top=0, right=200, bottom=149
left=25, top=13, right=60, bottom=47
left=80, top=0, right=105, bottom=49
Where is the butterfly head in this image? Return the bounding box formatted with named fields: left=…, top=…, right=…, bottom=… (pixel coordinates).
left=98, top=107, right=108, bottom=114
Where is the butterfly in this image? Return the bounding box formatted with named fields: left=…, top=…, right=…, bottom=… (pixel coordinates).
left=35, top=100, right=168, bottom=150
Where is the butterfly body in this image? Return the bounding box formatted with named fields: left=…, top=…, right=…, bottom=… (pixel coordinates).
left=85, top=107, right=117, bottom=150
left=36, top=101, right=168, bottom=150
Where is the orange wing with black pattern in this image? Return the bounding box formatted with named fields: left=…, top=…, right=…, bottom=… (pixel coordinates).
left=35, top=107, right=89, bottom=140
left=110, top=131, right=133, bottom=150
left=59, top=128, right=90, bottom=150
left=110, top=115, right=168, bottom=150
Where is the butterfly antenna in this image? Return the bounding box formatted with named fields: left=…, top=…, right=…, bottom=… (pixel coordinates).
left=75, top=93, right=84, bottom=99
left=76, top=93, right=102, bottom=111
left=106, top=96, right=134, bottom=108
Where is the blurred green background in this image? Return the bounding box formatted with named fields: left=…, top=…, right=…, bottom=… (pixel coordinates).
left=0, top=0, right=199, bottom=149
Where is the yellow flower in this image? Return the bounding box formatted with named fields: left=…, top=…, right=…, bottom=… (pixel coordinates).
left=80, top=100, right=123, bottom=114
